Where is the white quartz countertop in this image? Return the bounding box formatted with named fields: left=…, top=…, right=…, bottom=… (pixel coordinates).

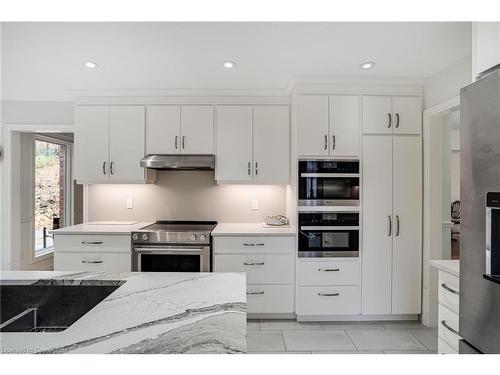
left=50, top=221, right=153, bottom=235
left=0, top=271, right=246, bottom=354
left=212, top=222, right=296, bottom=236
left=430, top=259, right=460, bottom=277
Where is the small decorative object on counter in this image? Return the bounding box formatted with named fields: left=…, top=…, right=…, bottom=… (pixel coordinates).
left=264, top=215, right=289, bottom=226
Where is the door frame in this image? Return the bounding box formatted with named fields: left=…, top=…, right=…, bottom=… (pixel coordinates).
left=421, top=96, right=460, bottom=326
left=1, top=123, right=74, bottom=271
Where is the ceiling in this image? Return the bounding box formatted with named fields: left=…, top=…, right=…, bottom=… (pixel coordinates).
left=1, top=22, right=472, bottom=101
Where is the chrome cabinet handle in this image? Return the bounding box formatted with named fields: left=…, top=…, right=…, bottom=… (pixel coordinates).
left=395, top=113, right=400, bottom=128
left=243, top=243, right=265, bottom=247
left=81, top=241, right=103, bottom=245
left=318, top=292, right=340, bottom=297
left=388, top=215, right=392, bottom=236
left=255, top=162, right=258, bottom=176
left=247, top=291, right=265, bottom=295
left=102, top=161, right=107, bottom=175
left=387, top=113, right=392, bottom=128
left=332, top=135, right=336, bottom=150
left=395, top=215, right=400, bottom=236
left=82, top=260, right=103, bottom=264
left=182, top=135, right=185, bottom=149
left=109, top=161, right=114, bottom=175
left=441, top=320, right=459, bottom=336
left=243, top=262, right=265, bottom=266
left=247, top=161, right=251, bottom=176
left=441, top=283, right=459, bottom=295
left=318, top=268, right=340, bottom=272
left=324, top=135, right=328, bottom=150
left=175, top=135, right=178, bottom=149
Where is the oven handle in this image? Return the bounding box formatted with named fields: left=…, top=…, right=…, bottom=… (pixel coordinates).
left=300, top=173, right=359, bottom=178
left=134, top=247, right=204, bottom=255
left=300, top=226, right=359, bottom=230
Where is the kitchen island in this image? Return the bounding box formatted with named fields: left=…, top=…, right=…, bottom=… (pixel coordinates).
left=0, top=271, right=246, bottom=354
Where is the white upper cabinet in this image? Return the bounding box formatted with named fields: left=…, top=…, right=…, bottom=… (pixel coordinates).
left=146, top=106, right=180, bottom=154
left=362, top=96, right=393, bottom=134
left=473, top=22, right=500, bottom=78
left=75, top=106, right=110, bottom=183
left=362, top=95, right=422, bottom=135
left=298, top=95, right=329, bottom=156
left=146, top=105, right=214, bottom=155
left=215, top=106, right=253, bottom=182
left=329, top=95, right=360, bottom=156
left=108, top=106, right=146, bottom=182
left=253, top=106, right=290, bottom=183
left=180, top=106, right=214, bottom=154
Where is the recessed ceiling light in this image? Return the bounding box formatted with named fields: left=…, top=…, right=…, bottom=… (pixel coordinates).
left=84, top=61, right=99, bottom=69
left=223, top=61, right=236, bottom=69
left=360, top=61, right=376, bottom=70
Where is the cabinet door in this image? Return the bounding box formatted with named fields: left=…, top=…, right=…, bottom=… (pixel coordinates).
left=329, top=95, right=360, bottom=156
left=362, top=135, right=393, bottom=314
left=392, top=136, right=422, bottom=314
left=297, top=95, right=329, bottom=156
left=362, top=96, right=393, bottom=134
left=181, top=106, right=214, bottom=154
left=215, top=106, right=253, bottom=182
left=253, top=106, right=289, bottom=183
left=392, top=96, right=422, bottom=135
left=74, top=106, right=110, bottom=182
left=109, top=106, right=146, bottom=182
left=146, top=106, right=181, bottom=154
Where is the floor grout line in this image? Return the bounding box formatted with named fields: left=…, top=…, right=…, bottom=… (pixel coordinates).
left=280, top=330, right=288, bottom=352
left=344, top=329, right=359, bottom=351
left=406, top=329, right=437, bottom=351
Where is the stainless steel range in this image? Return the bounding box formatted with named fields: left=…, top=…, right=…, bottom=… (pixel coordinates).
left=131, top=221, right=217, bottom=272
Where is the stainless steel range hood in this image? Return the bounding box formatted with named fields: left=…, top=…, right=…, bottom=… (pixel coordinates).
left=140, top=154, right=215, bottom=170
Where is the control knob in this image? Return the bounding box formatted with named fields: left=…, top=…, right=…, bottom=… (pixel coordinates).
left=132, top=233, right=139, bottom=241
left=141, top=233, right=149, bottom=241
left=199, top=234, right=206, bottom=241
left=190, top=234, right=197, bottom=241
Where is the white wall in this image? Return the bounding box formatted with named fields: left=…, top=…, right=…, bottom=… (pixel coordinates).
left=88, top=171, right=287, bottom=223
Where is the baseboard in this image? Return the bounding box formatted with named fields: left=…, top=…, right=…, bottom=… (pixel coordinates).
left=247, top=313, right=296, bottom=320
left=296, top=314, right=419, bottom=322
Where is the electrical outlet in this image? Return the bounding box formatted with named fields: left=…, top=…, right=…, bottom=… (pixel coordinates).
left=126, top=198, right=133, bottom=209
left=251, top=199, right=258, bottom=210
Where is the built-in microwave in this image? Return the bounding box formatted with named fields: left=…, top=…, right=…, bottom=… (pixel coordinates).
left=298, top=212, right=359, bottom=258
left=298, top=160, right=359, bottom=206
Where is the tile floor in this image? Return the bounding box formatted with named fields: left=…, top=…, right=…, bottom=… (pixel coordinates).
left=247, top=320, right=438, bottom=354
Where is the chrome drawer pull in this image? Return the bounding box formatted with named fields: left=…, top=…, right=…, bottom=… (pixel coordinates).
left=243, top=243, right=255, bottom=246
left=81, top=241, right=103, bottom=245
left=255, top=243, right=265, bottom=246
left=441, top=283, right=459, bottom=295
left=318, top=268, right=340, bottom=272
left=317, top=292, right=340, bottom=297
left=243, top=262, right=265, bottom=266
left=247, top=291, right=265, bottom=295
left=82, top=260, right=103, bottom=264
left=441, top=320, right=459, bottom=336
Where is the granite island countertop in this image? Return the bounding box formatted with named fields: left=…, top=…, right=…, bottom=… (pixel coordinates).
left=0, top=271, right=246, bottom=354
left=430, top=259, right=459, bottom=277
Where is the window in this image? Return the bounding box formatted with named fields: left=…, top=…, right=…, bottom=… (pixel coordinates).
left=34, top=138, right=71, bottom=256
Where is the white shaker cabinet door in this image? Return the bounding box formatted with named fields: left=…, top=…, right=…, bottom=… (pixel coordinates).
left=362, top=96, right=393, bottom=134
left=297, top=95, right=329, bottom=156
left=392, top=136, right=422, bottom=314
left=180, top=106, right=214, bottom=154
left=109, top=106, right=146, bottom=182
left=392, top=96, right=422, bottom=135
left=74, top=106, right=110, bottom=182
left=362, top=135, right=393, bottom=315
left=215, top=106, right=253, bottom=182
left=146, top=106, right=181, bottom=154
left=329, top=95, right=360, bottom=157
left=253, top=106, right=290, bottom=183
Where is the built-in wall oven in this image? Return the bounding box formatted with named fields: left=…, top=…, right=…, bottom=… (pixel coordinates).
left=298, top=212, right=359, bottom=257
left=298, top=160, right=360, bottom=206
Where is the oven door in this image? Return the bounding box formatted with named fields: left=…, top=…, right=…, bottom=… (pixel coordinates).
left=298, top=174, right=359, bottom=206
left=133, top=246, right=210, bottom=272
left=298, top=226, right=359, bottom=257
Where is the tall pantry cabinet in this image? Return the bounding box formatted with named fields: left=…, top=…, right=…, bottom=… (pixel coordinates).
left=361, top=95, right=423, bottom=316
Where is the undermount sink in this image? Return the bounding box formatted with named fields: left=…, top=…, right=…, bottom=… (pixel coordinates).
left=0, top=280, right=124, bottom=333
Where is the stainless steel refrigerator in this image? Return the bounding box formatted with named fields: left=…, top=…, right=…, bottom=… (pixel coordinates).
left=460, top=67, right=500, bottom=354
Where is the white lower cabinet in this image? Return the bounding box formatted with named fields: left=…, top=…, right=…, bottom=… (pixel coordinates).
left=213, top=235, right=295, bottom=316
left=437, top=269, right=461, bottom=354
left=54, top=234, right=132, bottom=272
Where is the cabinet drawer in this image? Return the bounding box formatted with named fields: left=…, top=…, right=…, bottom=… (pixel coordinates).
left=297, top=260, right=359, bottom=286
left=214, top=254, right=294, bottom=284
left=438, top=337, right=458, bottom=354
left=246, top=284, right=294, bottom=314
left=438, top=271, right=460, bottom=314
left=55, top=252, right=131, bottom=272
left=438, top=304, right=460, bottom=351
left=297, top=285, right=360, bottom=315
left=54, top=234, right=131, bottom=253
left=214, top=236, right=294, bottom=254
